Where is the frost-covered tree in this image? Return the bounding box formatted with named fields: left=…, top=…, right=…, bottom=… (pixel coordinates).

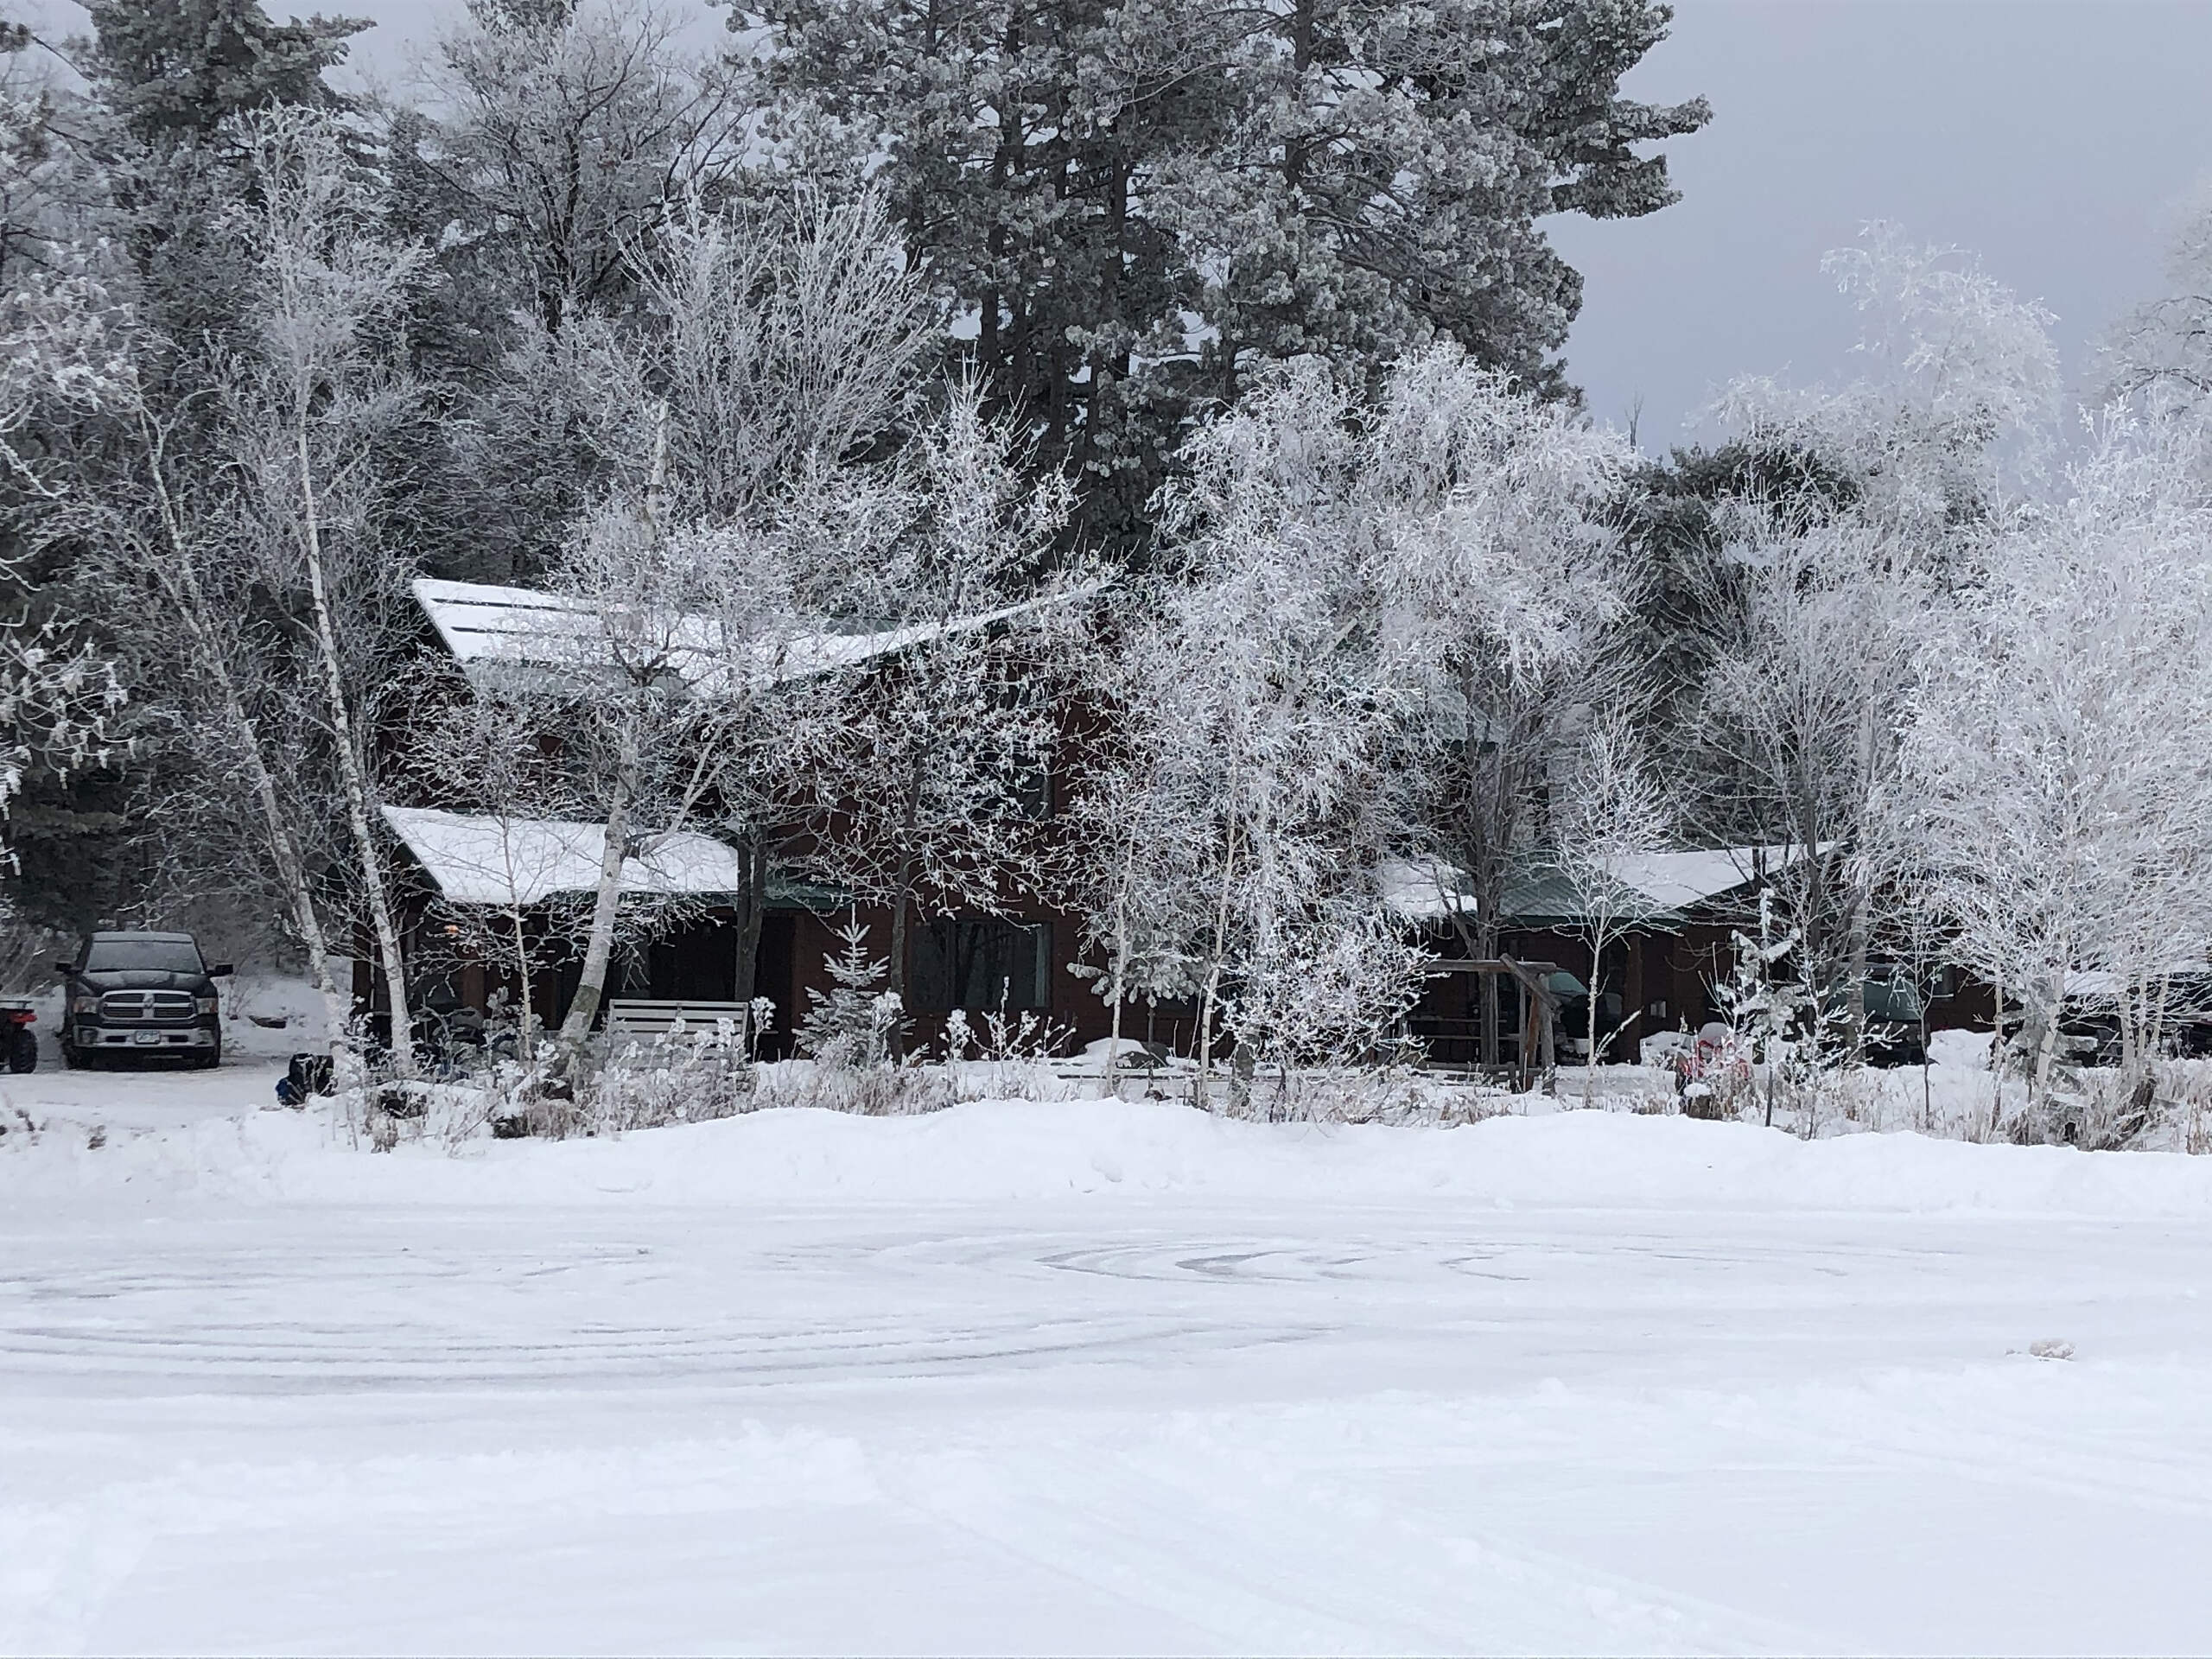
left=1897, top=414, right=2212, bottom=1113
left=624, top=188, right=932, bottom=1028
left=0, top=257, right=124, bottom=495
left=400, top=3, right=778, bottom=583
left=0, top=620, right=124, bottom=874
left=1672, top=226, right=2058, bottom=1051
left=67, top=415, right=338, bottom=1003
left=219, top=111, right=431, bottom=1074
left=1549, top=707, right=1669, bottom=1090
left=1693, top=506, right=1928, bottom=1043
left=400, top=675, right=598, bottom=1063
left=545, top=502, right=800, bottom=1046
left=456, top=188, right=935, bottom=1044
left=795, top=912, right=903, bottom=1069
left=2101, top=182, right=2212, bottom=432
left=1713, top=222, right=2061, bottom=536
left=428, top=186, right=925, bottom=587
left=1161, top=0, right=1708, bottom=403
left=1137, top=357, right=1420, bottom=1103
left=793, top=387, right=1085, bottom=1039
left=613, top=189, right=931, bottom=530
left=86, top=0, right=364, bottom=148
left=1084, top=348, right=1630, bottom=1091
left=0, top=18, right=110, bottom=290
left=29, top=110, right=424, bottom=1063
left=1055, top=592, right=1218, bottom=1093
left=1369, top=345, right=1637, bottom=1007
left=425, top=0, right=751, bottom=334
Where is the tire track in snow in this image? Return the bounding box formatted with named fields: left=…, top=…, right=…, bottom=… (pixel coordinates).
left=877, top=1423, right=1846, bottom=1656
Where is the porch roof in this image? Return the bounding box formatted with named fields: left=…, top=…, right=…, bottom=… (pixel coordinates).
left=381, top=807, right=841, bottom=909
left=1382, top=844, right=1811, bottom=931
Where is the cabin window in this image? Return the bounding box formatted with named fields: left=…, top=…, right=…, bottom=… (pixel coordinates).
left=912, top=918, right=1051, bottom=1012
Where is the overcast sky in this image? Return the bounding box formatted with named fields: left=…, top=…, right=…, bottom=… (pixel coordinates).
left=35, top=0, right=2212, bottom=452
left=1548, top=1, right=2212, bottom=448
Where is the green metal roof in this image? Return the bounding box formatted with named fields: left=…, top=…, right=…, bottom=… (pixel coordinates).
left=766, top=873, right=853, bottom=912
left=1473, top=848, right=1797, bottom=931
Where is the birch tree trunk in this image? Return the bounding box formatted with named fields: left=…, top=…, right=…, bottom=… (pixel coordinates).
left=1194, top=817, right=1240, bottom=1113
left=1845, top=684, right=1881, bottom=1064
left=559, top=757, right=632, bottom=1046
left=1845, top=870, right=1873, bottom=1066
left=1585, top=926, right=1606, bottom=1108
left=882, top=757, right=925, bottom=1058
left=1103, top=856, right=1130, bottom=1103
left=1989, top=962, right=2005, bottom=1140
left=142, top=435, right=353, bottom=1054
left=294, top=420, right=416, bottom=1078
left=887, top=854, right=915, bottom=1060
left=507, top=906, right=537, bottom=1063
left=732, top=829, right=768, bottom=1052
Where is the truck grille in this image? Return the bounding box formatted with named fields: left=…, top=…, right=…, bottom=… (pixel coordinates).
left=99, top=989, right=197, bottom=1023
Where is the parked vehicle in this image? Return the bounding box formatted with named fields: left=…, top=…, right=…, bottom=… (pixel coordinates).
left=2, top=1000, right=35, bottom=1073
left=55, top=932, right=232, bottom=1070
left=1857, top=963, right=1929, bottom=1066
left=2057, top=966, right=2212, bottom=1065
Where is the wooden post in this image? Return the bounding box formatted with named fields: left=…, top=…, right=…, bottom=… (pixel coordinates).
left=1624, top=937, right=1647, bottom=1053
left=1425, top=957, right=1563, bottom=1092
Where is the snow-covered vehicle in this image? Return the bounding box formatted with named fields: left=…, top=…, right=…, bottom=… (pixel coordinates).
left=55, top=931, right=231, bottom=1070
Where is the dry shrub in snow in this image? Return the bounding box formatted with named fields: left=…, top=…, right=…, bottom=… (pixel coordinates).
left=352, top=1027, right=762, bottom=1145
left=1204, top=1066, right=1510, bottom=1127
left=2010, top=1058, right=2212, bottom=1153
left=2177, top=1065, right=2212, bottom=1156
left=584, top=1027, right=759, bottom=1133
left=753, top=1058, right=954, bottom=1117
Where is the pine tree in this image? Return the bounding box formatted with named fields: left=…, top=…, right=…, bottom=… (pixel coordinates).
left=755, top=0, right=1707, bottom=545
left=86, top=0, right=366, bottom=148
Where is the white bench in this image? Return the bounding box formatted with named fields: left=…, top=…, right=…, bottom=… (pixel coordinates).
left=606, top=999, right=752, bottom=1040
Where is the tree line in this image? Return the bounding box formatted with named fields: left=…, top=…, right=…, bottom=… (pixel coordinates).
left=4, top=0, right=2211, bottom=1126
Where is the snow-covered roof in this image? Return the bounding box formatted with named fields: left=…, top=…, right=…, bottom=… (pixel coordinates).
left=1378, top=856, right=1478, bottom=922
left=1599, top=847, right=1806, bottom=913
left=413, top=579, right=631, bottom=686
left=413, top=577, right=1104, bottom=696
left=381, top=806, right=749, bottom=906
left=2068, top=962, right=2211, bottom=999
left=1382, top=845, right=1814, bottom=929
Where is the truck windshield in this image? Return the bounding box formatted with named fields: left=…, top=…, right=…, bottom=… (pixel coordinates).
left=82, top=940, right=204, bottom=975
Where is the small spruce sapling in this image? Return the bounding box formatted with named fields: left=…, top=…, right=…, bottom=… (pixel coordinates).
left=796, top=914, right=906, bottom=1071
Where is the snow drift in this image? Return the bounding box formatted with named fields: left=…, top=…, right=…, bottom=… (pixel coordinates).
left=9, top=1094, right=2212, bottom=1219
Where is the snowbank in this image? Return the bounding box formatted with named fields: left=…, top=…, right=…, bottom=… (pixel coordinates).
left=8, top=1094, right=2212, bottom=1219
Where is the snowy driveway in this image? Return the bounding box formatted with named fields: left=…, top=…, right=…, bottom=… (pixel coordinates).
left=3, top=1096, right=2212, bottom=1655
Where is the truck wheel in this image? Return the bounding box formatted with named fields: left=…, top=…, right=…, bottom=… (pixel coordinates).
left=6, top=1028, right=34, bottom=1074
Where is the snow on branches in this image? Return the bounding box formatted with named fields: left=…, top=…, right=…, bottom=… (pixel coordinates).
left=1897, top=413, right=2212, bottom=1109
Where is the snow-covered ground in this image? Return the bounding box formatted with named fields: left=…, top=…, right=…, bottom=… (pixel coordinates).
left=4, top=1065, right=2212, bottom=1656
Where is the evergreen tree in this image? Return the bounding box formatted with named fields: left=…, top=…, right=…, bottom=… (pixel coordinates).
left=86, top=0, right=367, bottom=148
left=796, top=914, right=905, bottom=1070
left=753, top=0, right=1707, bottom=545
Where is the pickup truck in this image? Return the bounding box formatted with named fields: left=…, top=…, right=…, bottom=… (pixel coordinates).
left=57, top=931, right=232, bottom=1070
